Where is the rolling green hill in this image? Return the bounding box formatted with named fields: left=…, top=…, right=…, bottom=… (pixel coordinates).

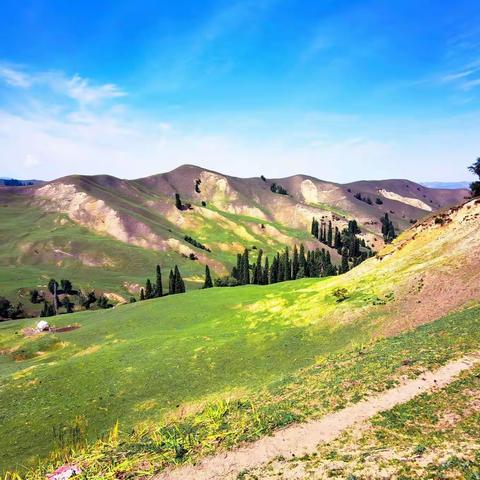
left=0, top=198, right=479, bottom=476
left=0, top=165, right=468, bottom=315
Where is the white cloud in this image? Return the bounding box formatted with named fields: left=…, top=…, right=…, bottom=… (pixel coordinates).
left=0, top=64, right=477, bottom=183
left=0, top=64, right=126, bottom=106
left=66, top=74, right=126, bottom=105
left=0, top=65, right=31, bottom=88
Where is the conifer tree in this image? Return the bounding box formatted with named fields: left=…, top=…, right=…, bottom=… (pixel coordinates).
left=174, top=265, right=186, bottom=293
left=203, top=265, right=213, bottom=288
left=241, top=249, right=250, bottom=285
left=140, top=288, right=145, bottom=301
left=341, top=247, right=349, bottom=273
left=254, top=250, right=263, bottom=284
left=168, top=269, right=175, bottom=295
left=262, top=257, right=270, bottom=285
left=292, top=245, right=299, bottom=280
left=155, top=265, right=163, bottom=297
left=327, top=221, right=333, bottom=247
left=175, top=193, right=182, bottom=210
left=145, top=279, right=153, bottom=299
left=270, top=254, right=279, bottom=283
left=278, top=252, right=285, bottom=282
left=311, top=218, right=319, bottom=238
left=305, top=250, right=311, bottom=277
left=299, top=244, right=306, bottom=272
left=468, top=158, right=480, bottom=197
left=334, top=227, right=342, bottom=252
left=284, top=246, right=291, bottom=280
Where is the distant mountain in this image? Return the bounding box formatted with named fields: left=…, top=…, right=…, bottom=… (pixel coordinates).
left=0, top=177, right=45, bottom=186
left=0, top=164, right=469, bottom=309
left=421, top=181, right=471, bottom=189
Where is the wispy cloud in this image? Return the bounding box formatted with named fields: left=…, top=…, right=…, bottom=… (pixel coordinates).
left=0, top=63, right=126, bottom=105
left=439, top=62, right=480, bottom=91
left=66, top=74, right=126, bottom=105
left=0, top=65, right=31, bottom=88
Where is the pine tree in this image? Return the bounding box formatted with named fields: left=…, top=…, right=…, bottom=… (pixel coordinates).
left=155, top=265, right=163, bottom=297
left=241, top=249, right=250, bottom=285
left=299, top=244, right=306, bottom=272
left=334, top=227, right=342, bottom=251
left=175, top=193, right=182, bottom=210
left=278, top=252, right=285, bottom=282
left=468, top=158, right=480, bottom=197
left=254, top=250, right=263, bottom=284
left=327, top=221, right=333, bottom=247
left=174, top=265, right=186, bottom=293
left=168, top=269, right=175, bottom=295
left=284, top=246, right=291, bottom=280
left=140, top=288, right=145, bottom=301
left=305, top=250, right=311, bottom=277
left=311, top=218, right=319, bottom=238
left=203, top=265, right=213, bottom=289
left=341, top=247, right=349, bottom=273
left=262, top=256, right=270, bottom=285
left=145, top=279, right=153, bottom=299
left=270, top=255, right=279, bottom=283
left=292, top=245, right=299, bottom=280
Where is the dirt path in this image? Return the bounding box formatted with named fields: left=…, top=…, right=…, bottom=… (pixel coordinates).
left=156, top=353, right=480, bottom=480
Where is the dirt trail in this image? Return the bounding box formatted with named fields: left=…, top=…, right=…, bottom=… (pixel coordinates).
left=156, top=353, right=480, bottom=480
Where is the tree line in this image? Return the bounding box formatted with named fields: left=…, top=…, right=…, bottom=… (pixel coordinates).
left=311, top=218, right=373, bottom=273
left=214, top=243, right=338, bottom=288
left=139, top=263, right=214, bottom=301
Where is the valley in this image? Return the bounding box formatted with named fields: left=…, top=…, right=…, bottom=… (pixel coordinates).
left=0, top=195, right=479, bottom=477
left=0, top=165, right=468, bottom=317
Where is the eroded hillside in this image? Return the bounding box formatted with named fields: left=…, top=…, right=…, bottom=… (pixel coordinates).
left=0, top=165, right=468, bottom=309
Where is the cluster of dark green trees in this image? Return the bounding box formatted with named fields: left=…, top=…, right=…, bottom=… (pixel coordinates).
left=36, top=278, right=112, bottom=318
left=140, top=263, right=213, bottom=300
left=354, top=192, right=373, bottom=205
left=0, top=297, right=24, bottom=321
left=311, top=218, right=372, bottom=273
left=380, top=214, right=396, bottom=243
left=184, top=235, right=211, bottom=252
left=220, top=244, right=337, bottom=287
left=469, top=158, right=480, bottom=197
left=175, top=193, right=192, bottom=211
left=270, top=183, right=288, bottom=195
left=2, top=179, right=34, bottom=186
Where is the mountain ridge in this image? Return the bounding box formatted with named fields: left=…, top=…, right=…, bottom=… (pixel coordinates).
left=0, top=164, right=470, bottom=313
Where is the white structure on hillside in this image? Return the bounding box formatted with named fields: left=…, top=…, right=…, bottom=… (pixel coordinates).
left=36, top=320, right=50, bottom=332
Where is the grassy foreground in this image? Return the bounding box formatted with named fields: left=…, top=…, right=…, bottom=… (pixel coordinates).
left=0, top=277, right=376, bottom=473
left=1, top=295, right=479, bottom=478
left=245, top=365, right=480, bottom=479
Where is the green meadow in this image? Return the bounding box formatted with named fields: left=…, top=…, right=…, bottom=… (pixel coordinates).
left=0, top=278, right=374, bottom=472
left=1, top=268, right=479, bottom=475
left=0, top=195, right=317, bottom=311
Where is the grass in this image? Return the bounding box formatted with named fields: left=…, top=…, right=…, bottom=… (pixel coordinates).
left=0, top=198, right=476, bottom=477
left=0, top=278, right=376, bottom=473
left=1, top=291, right=479, bottom=477
left=0, top=194, right=318, bottom=311
left=248, top=362, right=480, bottom=479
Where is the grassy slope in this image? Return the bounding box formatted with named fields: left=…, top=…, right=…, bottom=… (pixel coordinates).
left=2, top=302, right=479, bottom=478
left=247, top=362, right=480, bottom=479
left=0, top=279, right=376, bottom=472
left=0, top=195, right=317, bottom=311
left=0, top=199, right=206, bottom=303
left=0, top=201, right=478, bottom=475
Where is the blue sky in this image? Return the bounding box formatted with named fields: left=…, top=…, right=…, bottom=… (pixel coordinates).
left=0, top=0, right=479, bottom=182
